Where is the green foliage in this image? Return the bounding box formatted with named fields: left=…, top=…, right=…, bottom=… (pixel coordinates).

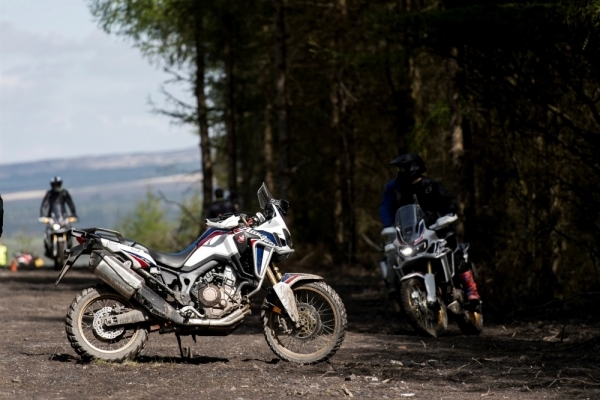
left=92, top=0, right=600, bottom=305
left=13, top=230, right=35, bottom=254
left=171, top=190, right=203, bottom=248
left=115, top=191, right=174, bottom=251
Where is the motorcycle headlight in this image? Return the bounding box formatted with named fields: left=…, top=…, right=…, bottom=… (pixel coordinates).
left=53, top=223, right=61, bottom=230
left=400, top=247, right=413, bottom=256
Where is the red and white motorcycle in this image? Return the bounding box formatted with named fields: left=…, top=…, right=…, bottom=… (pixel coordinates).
left=56, top=184, right=346, bottom=364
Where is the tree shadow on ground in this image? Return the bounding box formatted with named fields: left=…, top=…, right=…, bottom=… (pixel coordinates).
left=48, top=352, right=230, bottom=365
left=135, top=354, right=230, bottom=365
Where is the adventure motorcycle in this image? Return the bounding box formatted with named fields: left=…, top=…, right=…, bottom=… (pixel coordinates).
left=55, top=184, right=347, bottom=364
left=380, top=204, right=482, bottom=337
left=39, top=213, right=78, bottom=269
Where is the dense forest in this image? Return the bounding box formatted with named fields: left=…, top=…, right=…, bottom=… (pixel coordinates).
left=88, top=0, right=600, bottom=307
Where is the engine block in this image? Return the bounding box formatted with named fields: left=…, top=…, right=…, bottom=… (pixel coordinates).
left=192, top=266, right=241, bottom=319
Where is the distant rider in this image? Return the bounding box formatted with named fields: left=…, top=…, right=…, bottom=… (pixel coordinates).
left=40, top=176, right=78, bottom=219
left=379, top=153, right=481, bottom=307
left=206, top=188, right=238, bottom=219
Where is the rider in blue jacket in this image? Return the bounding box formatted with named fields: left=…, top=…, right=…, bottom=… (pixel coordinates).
left=379, top=153, right=480, bottom=307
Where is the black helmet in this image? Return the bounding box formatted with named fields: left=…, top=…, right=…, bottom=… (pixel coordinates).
left=390, top=153, right=426, bottom=183
left=50, top=176, right=63, bottom=189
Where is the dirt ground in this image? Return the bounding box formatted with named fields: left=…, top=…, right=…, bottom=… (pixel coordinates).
left=1, top=266, right=599, bottom=400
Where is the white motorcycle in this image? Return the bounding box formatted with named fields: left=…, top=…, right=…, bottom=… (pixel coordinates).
left=380, top=204, right=483, bottom=337
left=56, top=184, right=347, bottom=364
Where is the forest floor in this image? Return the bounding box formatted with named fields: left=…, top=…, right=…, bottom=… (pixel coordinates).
left=0, top=266, right=599, bottom=399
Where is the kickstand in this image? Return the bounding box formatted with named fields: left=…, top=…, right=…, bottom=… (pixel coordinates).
left=175, top=333, right=185, bottom=359
left=175, top=333, right=193, bottom=360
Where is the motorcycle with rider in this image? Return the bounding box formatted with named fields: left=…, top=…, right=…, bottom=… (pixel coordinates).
left=39, top=176, right=78, bottom=269
left=379, top=153, right=482, bottom=337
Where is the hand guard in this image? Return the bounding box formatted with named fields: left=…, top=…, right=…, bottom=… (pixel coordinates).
left=429, top=214, right=458, bottom=230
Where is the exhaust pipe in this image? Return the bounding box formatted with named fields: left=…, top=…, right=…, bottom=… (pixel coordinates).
left=89, top=251, right=185, bottom=325
left=184, top=306, right=251, bottom=327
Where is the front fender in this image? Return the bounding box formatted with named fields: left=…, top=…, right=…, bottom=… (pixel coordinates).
left=400, top=272, right=425, bottom=282
left=280, top=273, right=324, bottom=286
left=401, top=272, right=437, bottom=305
left=271, top=273, right=324, bottom=324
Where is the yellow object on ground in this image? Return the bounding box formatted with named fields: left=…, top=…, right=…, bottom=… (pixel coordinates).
left=34, top=258, right=45, bottom=268
left=0, top=244, right=7, bottom=267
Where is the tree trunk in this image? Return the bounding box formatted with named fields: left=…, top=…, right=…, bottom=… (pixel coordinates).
left=223, top=6, right=237, bottom=194
left=331, top=0, right=356, bottom=264
left=195, top=10, right=213, bottom=221
left=264, top=72, right=275, bottom=190
left=448, top=47, right=475, bottom=243
left=274, top=0, right=289, bottom=199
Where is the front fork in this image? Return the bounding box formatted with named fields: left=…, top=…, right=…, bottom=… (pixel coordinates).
left=424, top=262, right=437, bottom=306
left=50, top=233, right=68, bottom=257
left=266, top=263, right=283, bottom=285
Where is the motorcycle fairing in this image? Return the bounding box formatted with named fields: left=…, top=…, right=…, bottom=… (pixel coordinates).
left=124, top=250, right=154, bottom=268
left=183, top=231, right=237, bottom=267
left=197, top=228, right=229, bottom=247
left=249, top=230, right=278, bottom=277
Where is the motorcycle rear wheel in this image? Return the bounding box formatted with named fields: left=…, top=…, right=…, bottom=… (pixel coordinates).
left=261, top=282, right=346, bottom=364
left=400, top=278, right=448, bottom=337
left=456, top=310, right=483, bottom=335
left=66, top=285, right=148, bottom=362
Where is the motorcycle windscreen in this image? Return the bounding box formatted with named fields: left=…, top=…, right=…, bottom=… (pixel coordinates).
left=395, top=204, right=425, bottom=244
left=51, top=203, right=65, bottom=220
left=257, top=183, right=275, bottom=209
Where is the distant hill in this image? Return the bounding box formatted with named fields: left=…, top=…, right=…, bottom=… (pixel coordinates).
left=0, top=148, right=203, bottom=237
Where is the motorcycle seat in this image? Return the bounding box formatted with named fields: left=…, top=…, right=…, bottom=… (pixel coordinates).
left=145, top=242, right=198, bottom=269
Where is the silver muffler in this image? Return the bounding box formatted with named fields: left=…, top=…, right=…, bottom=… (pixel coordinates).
left=89, top=251, right=185, bottom=325
left=89, top=251, right=144, bottom=298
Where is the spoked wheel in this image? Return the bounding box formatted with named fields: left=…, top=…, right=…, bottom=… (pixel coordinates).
left=456, top=310, right=483, bottom=335
left=66, top=286, right=148, bottom=362
left=400, top=278, right=448, bottom=337
left=262, top=282, right=347, bottom=364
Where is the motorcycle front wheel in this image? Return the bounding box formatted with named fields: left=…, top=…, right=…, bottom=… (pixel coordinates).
left=261, top=282, right=347, bottom=364
left=400, top=278, right=448, bottom=337
left=66, top=285, right=148, bottom=362
left=54, top=241, right=65, bottom=270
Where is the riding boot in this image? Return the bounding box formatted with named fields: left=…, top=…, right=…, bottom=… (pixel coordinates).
left=457, top=270, right=480, bottom=301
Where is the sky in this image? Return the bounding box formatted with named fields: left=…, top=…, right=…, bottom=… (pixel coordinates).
left=0, top=0, right=198, bottom=165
